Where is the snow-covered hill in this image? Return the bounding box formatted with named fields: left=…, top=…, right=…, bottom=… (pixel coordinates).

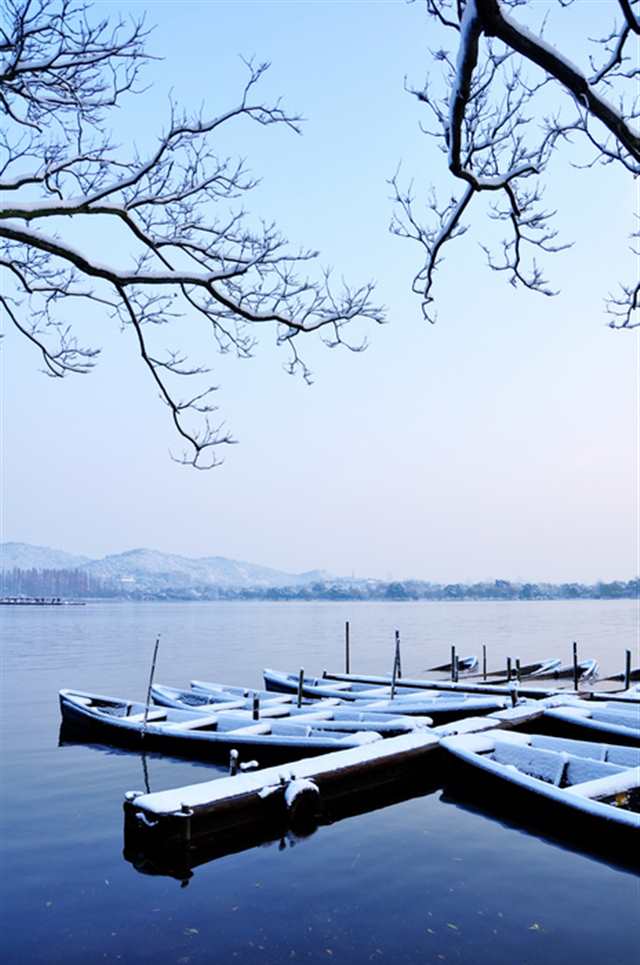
left=0, top=542, right=91, bottom=571
left=0, top=543, right=330, bottom=590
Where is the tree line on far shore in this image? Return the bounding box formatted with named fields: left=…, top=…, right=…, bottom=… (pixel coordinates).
left=1, top=568, right=637, bottom=603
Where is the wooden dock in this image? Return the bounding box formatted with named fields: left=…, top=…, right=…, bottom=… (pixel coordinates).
left=123, top=699, right=558, bottom=845
left=124, top=730, right=440, bottom=843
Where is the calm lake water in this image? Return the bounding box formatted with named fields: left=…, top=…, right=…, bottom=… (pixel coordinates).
left=1, top=600, right=638, bottom=964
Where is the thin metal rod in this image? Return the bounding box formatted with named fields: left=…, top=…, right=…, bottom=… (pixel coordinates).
left=142, top=635, right=161, bottom=736
left=572, top=641, right=579, bottom=691
left=345, top=621, right=350, bottom=675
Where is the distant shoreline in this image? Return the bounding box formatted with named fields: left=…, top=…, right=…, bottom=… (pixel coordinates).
left=2, top=591, right=636, bottom=605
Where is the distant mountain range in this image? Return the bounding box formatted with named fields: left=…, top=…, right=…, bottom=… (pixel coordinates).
left=1, top=542, right=636, bottom=602
left=0, top=542, right=331, bottom=591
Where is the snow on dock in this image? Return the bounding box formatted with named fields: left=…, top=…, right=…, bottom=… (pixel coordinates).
left=124, top=730, right=440, bottom=843
left=123, top=698, right=559, bottom=842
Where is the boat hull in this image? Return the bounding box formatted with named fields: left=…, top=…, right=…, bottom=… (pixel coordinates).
left=59, top=691, right=382, bottom=765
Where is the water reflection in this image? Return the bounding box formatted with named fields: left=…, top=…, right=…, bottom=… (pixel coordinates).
left=439, top=777, right=640, bottom=874
left=123, top=774, right=440, bottom=884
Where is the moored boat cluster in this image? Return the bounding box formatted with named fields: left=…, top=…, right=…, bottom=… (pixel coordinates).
left=59, top=646, right=640, bottom=872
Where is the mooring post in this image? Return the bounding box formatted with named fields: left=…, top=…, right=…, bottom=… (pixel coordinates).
left=482, top=644, right=487, bottom=681
left=229, top=749, right=239, bottom=776
left=624, top=649, right=631, bottom=690
left=506, top=656, right=512, bottom=682
left=510, top=685, right=518, bottom=708
left=142, top=635, right=161, bottom=738
left=391, top=643, right=399, bottom=700
left=572, top=641, right=579, bottom=691
left=453, top=653, right=459, bottom=683
left=345, top=621, right=350, bottom=675
left=395, top=629, right=402, bottom=679
left=297, top=668, right=304, bottom=708
left=252, top=693, right=260, bottom=720
left=450, top=645, right=456, bottom=682
left=515, top=658, right=521, bottom=683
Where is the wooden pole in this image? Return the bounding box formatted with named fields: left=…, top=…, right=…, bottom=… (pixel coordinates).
left=515, top=658, right=521, bottom=683
left=624, top=649, right=631, bottom=690
left=345, top=621, right=350, bottom=675
left=450, top=645, right=456, bottom=682
left=297, top=668, right=304, bottom=708
left=482, top=644, right=487, bottom=681
left=390, top=643, right=399, bottom=700
left=506, top=656, right=512, bottom=682
left=252, top=693, right=260, bottom=720
left=572, top=641, right=579, bottom=691
left=395, top=629, right=402, bottom=679
left=229, top=749, right=239, bottom=776
left=142, top=635, right=160, bottom=737
left=453, top=654, right=459, bottom=683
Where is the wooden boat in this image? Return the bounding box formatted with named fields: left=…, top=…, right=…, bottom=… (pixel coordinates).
left=543, top=700, right=640, bottom=746
left=602, top=668, right=640, bottom=683
left=532, top=658, right=599, bottom=681
left=441, top=730, right=640, bottom=833
left=425, top=655, right=478, bottom=674
left=468, top=658, right=561, bottom=680
left=191, top=680, right=309, bottom=704
left=153, top=684, right=299, bottom=714
left=151, top=684, right=431, bottom=735
left=59, top=689, right=383, bottom=763
left=262, top=669, right=510, bottom=722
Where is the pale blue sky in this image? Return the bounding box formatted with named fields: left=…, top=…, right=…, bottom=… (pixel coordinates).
left=1, top=0, right=638, bottom=582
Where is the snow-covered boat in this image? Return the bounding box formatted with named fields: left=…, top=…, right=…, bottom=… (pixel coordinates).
left=470, top=658, right=562, bottom=679
left=425, top=655, right=478, bottom=674
left=543, top=700, right=640, bottom=746
left=151, top=684, right=431, bottom=735
left=532, top=658, right=599, bottom=681
left=59, top=689, right=383, bottom=763
left=154, top=683, right=300, bottom=713
left=441, top=730, right=640, bottom=834
left=603, top=668, right=640, bottom=683
left=262, top=669, right=510, bottom=722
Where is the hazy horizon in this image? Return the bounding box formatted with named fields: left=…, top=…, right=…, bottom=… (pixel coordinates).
left=2, top=1, right=638, bottom=585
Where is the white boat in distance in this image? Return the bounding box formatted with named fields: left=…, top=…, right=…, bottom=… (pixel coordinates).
left=425, top=655, right=479, bottom=674
left=467, top=658, right=562, bottom=680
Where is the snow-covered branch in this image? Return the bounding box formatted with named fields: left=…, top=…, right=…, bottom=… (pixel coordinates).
left=395, top=0, right=639, bottom=328
left=1, top=0, right=384, bottom=466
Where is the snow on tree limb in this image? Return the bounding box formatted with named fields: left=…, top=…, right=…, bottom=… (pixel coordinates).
left=394, top=0, right=639, bottom=328
left=1, top=0, right=384, bottom=468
